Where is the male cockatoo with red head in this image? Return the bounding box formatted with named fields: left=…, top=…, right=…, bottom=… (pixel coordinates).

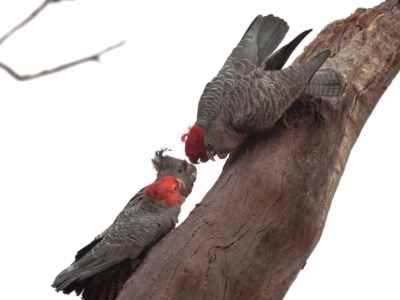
left=182, top=15, right=342, bottom=163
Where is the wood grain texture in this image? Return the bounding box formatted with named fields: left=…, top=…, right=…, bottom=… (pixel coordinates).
left=118, top=1, right=400, bottom=299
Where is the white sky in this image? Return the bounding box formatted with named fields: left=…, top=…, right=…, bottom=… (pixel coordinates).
left=0, top=1, right=399, bottom=299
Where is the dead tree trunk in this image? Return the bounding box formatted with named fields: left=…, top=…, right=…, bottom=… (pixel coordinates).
left=118, top=1, right=400, bottom=299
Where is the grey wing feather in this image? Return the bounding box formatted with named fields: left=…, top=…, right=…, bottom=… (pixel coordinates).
left=92, top=189, right=144, bottom=242
left=229, top=50, right=331, bottom=132
left=53, top=213, right=159, bottom=291
left=257, top=15, right=290, bottom=63
left=264, top=29, right=312, bottom=70
left=52, top=194, right=161, bottom=292
left=196, top=15, right=288, bottom=128
left=94, top=214, right=159, bottom=260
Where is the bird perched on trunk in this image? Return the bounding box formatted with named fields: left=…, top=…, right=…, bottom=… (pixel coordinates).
left=182, top=14, right=288, bottom=164
left=204, top=49, right=343, bottom=160
left=182, top=15, right=343, bottom=163
left=52, top=149, right=197, bottom=300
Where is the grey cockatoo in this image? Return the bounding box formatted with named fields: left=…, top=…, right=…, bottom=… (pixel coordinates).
left=182, top=14, right=289, bottom=163
left=52, top=150, right=197, bottom=300
left=204, top=49, right=342, bottom=159
left=182, top=15, right=343, bottom=163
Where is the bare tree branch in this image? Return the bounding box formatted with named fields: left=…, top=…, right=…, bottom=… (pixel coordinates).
left=0, top=0, right=71, bottom=46
left=0, top=0, right=125, bottom=80
left=0, top=40, right=125, bottom=80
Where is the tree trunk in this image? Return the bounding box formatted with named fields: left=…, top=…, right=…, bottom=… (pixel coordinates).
left=118, top=1, right=400, bottom=299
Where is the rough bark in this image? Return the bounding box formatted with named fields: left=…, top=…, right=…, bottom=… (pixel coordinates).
left=118, top=1, right=400, bottom=299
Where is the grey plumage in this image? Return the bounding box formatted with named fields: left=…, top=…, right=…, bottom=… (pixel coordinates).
left=205, top=49, right=343, bottom=154
left=93, top=148, right=196, bottom=241
left=196, top=15, right=289, bottom=130
left=184, top=15, right=343, bottom=163
left=52, top=150, right=197, bottom=300
left=184, top=15, right=294, bottom=163
left=230, top=50, right=331, bottom=132
left=53, top=191, right=179, bottom=292
left=263, top=29, right=313, bottom=71
left=304, top=68, right=344, bottom=97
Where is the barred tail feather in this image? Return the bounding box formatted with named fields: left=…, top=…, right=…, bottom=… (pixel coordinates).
left=304, top=68, right=344, bottom=97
